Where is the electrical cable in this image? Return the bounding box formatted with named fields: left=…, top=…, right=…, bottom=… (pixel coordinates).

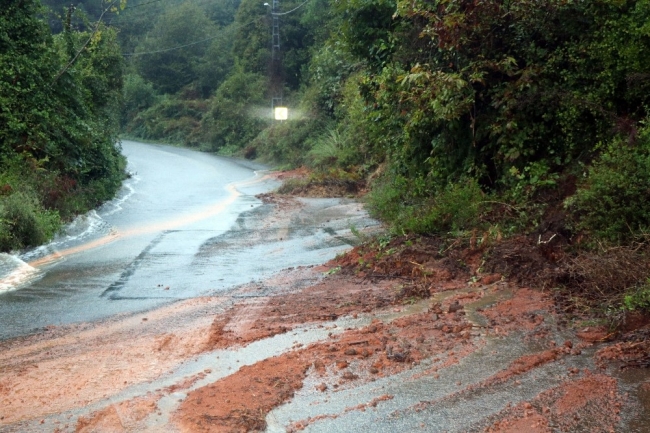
left=123, top=0, right=166, bottom=10
left=118, top=0, right=310, bottom=57
left=271, top=0, right=311, bottom=16
left=106, top=0, right=241, bottom=27
left=121, top=16, right=261, bottom=56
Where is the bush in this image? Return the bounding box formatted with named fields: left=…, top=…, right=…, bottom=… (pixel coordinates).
left=623, top=281, right=650, bottom=312
left=0, top=191, right=60, bottom=251
left=121, top=73, right=158, bottom=127
left=568, top=131, right=650, bottom=243
left=403, top=180, right=486, bottom=234
left=249, top=117, right=325, bottom=166
left=199, top=70, right=268, bottom=151
left=368, top=175, right=486, bottom=234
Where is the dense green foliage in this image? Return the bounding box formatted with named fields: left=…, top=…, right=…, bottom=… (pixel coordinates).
left=568, top=126, right=650, bottom=243
left=17, top=0, right=648, bottom=316
left=43, top=0, right=650, bottom=247
left=0, top=0, right=125, bottom=251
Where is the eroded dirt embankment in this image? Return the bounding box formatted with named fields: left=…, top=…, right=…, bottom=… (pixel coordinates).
left=0, top=192, right=649, bottom=433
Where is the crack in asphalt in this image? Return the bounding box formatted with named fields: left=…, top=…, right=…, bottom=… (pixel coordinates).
left=100, top=230, right=178, bottom=299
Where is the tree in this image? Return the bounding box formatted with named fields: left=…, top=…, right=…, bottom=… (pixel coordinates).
left=135, top=2, right=217, bottom=94
left=354, top=0, right=650, bottom=191
left=0, top=0, right=125, bottom=250
left=201, top=67, right=268, bottom=150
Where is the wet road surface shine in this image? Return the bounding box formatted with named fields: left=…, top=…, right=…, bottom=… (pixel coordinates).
left=0, top=141, right=373, bottom=340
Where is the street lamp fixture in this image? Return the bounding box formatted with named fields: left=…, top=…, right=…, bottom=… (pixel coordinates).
left=274, top=106, right=288, bottom=121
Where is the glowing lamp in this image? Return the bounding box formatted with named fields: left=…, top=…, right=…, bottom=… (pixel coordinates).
left=274, top=106, right=288, bottom=120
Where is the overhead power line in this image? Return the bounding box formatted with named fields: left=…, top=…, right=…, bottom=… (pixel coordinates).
left=123, top=34, right=221, bottom=56
left=107, top=0, right=224, bottom=24
left=121, top=17, right=261, bottom=57
left=120, top=0, right=311, bottom=57
left=271, top=0, right=311, bottom=16
left=123, top=0, right=166, bottom=9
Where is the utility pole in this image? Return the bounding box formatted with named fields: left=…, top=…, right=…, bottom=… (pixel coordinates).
left=268, top=0, right=285, bottom=119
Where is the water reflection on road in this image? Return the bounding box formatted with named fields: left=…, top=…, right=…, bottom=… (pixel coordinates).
left=0, top=141, right=379, bottom=340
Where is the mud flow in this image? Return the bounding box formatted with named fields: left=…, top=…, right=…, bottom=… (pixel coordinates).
left=0, top=192, right=648, bottom=433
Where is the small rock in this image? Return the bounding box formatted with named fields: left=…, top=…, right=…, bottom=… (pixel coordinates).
left=369, top=367, right=379, bottom=374
left=316, top=383, right=327, bottom=392
left=564, top=340, right=573, bottom=349
left=448, top=300, right=463, bottom=313
left=342, top=371, right=358, bottom=380
left=480, top=273, right=502, bottom=285
left=336, top=360, right=348, bottom=369
left=344, top=348, right=358, bottom=356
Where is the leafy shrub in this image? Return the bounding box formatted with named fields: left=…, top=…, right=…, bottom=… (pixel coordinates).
left=568, top=131, right=650, bottom=242
left=126, top=96, right=207, bottom=144
left=366, top=174, right=411, bottom=225
left=307, top=128, right=344, bottom=168
left=121, top=73, right=158, bottom=127
left=368, top=175, right=486, bottom=234
left=199, top=70, right=268, bottom=151
left=402, top=180, right=486, bottom=234
left=623, top=281, right=650, bottom=312
left=0, top=191, right=60, bottom=251
left=249, top=116, right=325, bottom=166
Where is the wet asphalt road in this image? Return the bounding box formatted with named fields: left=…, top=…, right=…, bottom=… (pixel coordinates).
left=0, top=141, right=376, bottom=340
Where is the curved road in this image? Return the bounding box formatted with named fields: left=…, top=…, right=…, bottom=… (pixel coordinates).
left=0, top=141, right=374, bottom=340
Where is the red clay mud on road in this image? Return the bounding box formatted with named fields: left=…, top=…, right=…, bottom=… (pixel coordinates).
left=0, top=192, right=648, bottom=433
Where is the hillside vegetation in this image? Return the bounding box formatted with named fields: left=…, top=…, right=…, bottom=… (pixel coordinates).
left=1, top=0, right=126, bottom=251
left=10, top=0, right=650, bottom=319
